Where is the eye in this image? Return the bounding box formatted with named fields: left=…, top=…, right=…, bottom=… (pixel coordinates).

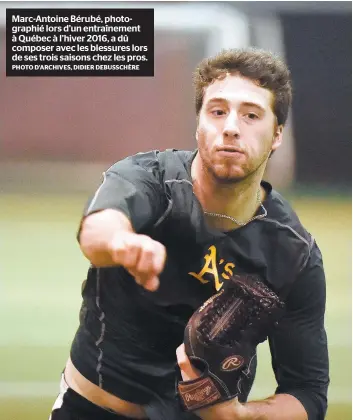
left=211, top=109, right=226, bottom=117
left=246, top=112, right=259, bottom=120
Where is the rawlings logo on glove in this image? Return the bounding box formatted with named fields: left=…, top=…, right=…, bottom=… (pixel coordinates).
left=177, top=273, right=285, bottom=411
left=221, top=355, right=244, bottom=371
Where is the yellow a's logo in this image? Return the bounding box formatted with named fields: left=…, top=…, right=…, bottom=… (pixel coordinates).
left=188, top=245, right=235, bottom=291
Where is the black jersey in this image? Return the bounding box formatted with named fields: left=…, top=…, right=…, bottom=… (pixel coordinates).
left=70, top=149, right=329, bottom=420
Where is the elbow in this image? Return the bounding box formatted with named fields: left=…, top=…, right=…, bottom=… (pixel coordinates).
left=78, top=209, right=133, bottom=266
left=79, top=234, right=96, bottom=264
left=279, top=387, right=328, bottom=420
left=78, top=216, right=105, bottom=265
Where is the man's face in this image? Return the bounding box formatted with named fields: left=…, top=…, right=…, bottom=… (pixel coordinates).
left=196, top=74, right=283, bottom=183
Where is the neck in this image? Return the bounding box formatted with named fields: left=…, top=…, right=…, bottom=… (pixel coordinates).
left=191, top=153, right=265, bottom=228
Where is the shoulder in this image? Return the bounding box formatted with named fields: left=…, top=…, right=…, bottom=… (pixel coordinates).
left=261, top=182, right=315, bottom=267
left=263, top=183, right=310, bottom=238
left=108, top=149, right=195, bottom=181
left=108, top=150, right=160, bottom=174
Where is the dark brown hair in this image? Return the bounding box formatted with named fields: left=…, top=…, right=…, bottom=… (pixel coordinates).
left=193, top=48, right=292, bottom=126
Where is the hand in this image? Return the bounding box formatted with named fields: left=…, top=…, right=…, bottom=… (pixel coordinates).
left=176, top=344, right=249, bottom=420
left=176, top=343, right=201, bottom=381
left=109, top=232, right=166, bottom=291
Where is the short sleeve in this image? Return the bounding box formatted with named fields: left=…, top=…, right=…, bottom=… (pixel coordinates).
left=81, top=154, right=167, bottom=233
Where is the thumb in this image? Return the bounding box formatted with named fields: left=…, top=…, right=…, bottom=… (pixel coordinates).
left=176, top=344, right=201, bottom=381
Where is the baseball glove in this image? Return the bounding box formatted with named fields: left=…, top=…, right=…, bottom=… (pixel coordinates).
left=177, top=274, right=285, bottom=412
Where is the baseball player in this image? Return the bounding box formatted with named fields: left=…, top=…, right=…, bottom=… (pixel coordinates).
left=49, top=48, right=329, bottom=420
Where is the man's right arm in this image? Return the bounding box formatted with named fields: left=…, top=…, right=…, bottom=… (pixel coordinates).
left=79, top=208, right=133, bottom=267
left=78, top=156, right=167, bottom=291
left=80, top=209, right=166, bottom=291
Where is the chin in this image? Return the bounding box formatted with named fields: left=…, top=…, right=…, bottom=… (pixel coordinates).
left=212, top=166, right=247, bottom=184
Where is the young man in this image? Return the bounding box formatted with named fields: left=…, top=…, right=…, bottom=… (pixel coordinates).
left=50, top=48, right=329, bottom=420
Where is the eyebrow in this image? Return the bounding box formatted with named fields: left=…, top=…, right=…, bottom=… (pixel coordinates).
left=206, top=97, right=266, bottom=113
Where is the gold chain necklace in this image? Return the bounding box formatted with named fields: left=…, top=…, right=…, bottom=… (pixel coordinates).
left=203, top=189, right=267, bottom=227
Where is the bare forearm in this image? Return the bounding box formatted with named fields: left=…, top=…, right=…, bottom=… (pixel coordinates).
left=78, top=208, right=165, bottom=290
left=198, top=394, right=308, bottom=420
left=241, top=394, right=308, bottom=420
left=79, top=209, right=133, bottom=266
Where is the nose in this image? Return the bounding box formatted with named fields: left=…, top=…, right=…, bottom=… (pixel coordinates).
left=223, top=113, right=240, bottom=138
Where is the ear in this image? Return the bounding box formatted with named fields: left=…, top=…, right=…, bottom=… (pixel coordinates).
left=271, top=125, right=283, bottom=152
left=195, top=114, right=201, bottom=142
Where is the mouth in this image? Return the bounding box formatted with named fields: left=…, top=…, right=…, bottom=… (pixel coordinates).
left=216, top=146, right=245, bottom=155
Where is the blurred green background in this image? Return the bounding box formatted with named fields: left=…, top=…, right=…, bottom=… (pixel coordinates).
left=1, top=192, right=351, bottom=420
